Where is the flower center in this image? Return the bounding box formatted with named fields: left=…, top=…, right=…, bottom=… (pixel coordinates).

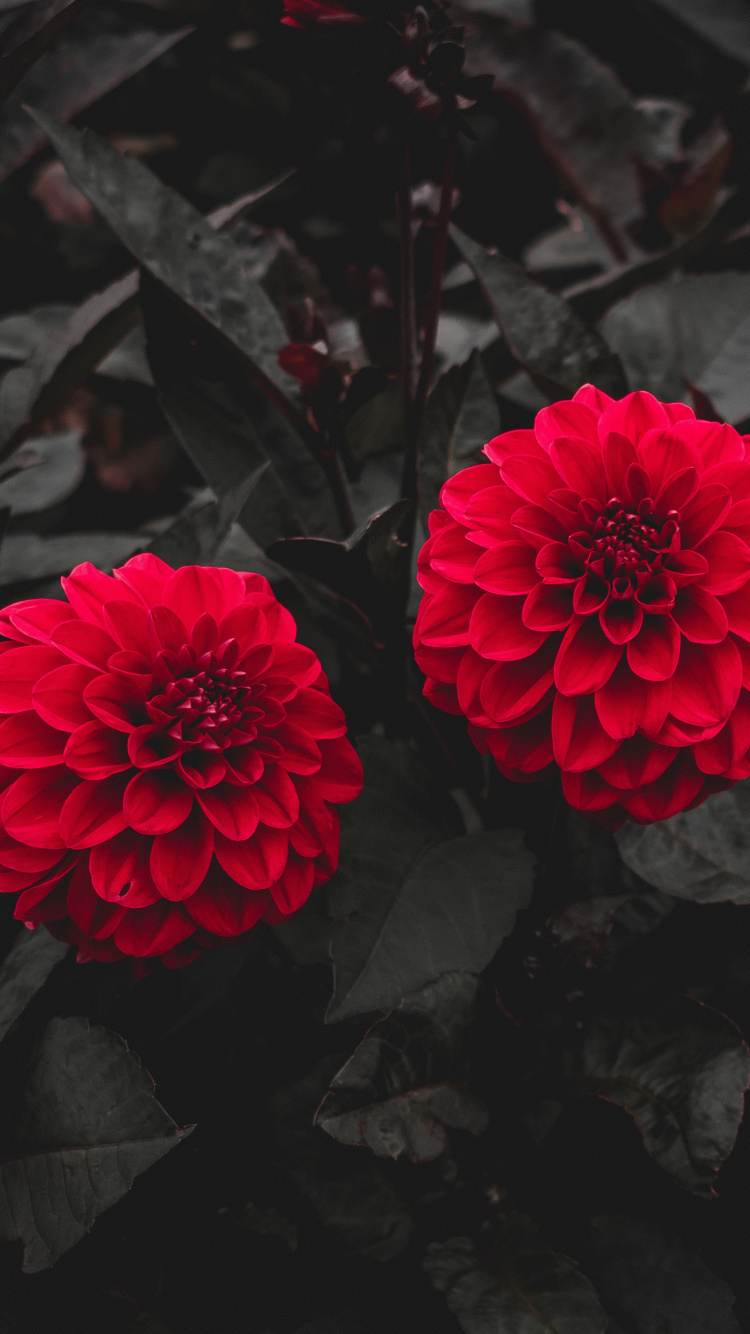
left=569, top=496, right=680, bottom=597
left=147, top=643, right=270, bottom=751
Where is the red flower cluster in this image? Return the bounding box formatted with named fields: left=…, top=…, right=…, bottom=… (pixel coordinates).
left=0, top=557, right=362, bottom=966
left=414, top=387, right=750, bottom=825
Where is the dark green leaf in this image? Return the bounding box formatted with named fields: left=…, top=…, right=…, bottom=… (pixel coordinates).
left=267, top=500, right=410, bottom=639
left=316, top=973, right=488, bottom=1161
left=0, top=1, right=89, bottom=113
left=0, top=531, right=143, bottom=584
left=600, top=272, right=750, bottom=425
left=569, top=994, right=750, bottom=1195
left=424, top=1219, right=607, bottom=1333
left=0, top=429, right=84, bottom=514
left=142, top=278, right=340, bottom=542
left=0, top=927, right=68, bottom=1044
left=450, top=225, right=628, bottom=399
left=419, top=349, right=500, bottom=530
left=647, top=0, right=750, bottom=66
left=345, top=378, right=405, bottom=467
left=272, top=1056, right=415, bottom=1263
left=0, top=1016, right=192, bottom=1271
left=615, top=781, right=750, bottom=904
left=588, top=1215, right=742, bottom=1333
left=326, top=737, right=535, bottom=1023
left=25, top=109, right=307, bottom=435
left=146, top=463, right=271, bottom=567
left=0, top=25, right=191, bottom=181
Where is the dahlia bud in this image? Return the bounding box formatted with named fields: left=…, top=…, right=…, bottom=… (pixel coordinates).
left=414, top=387, right=750, bottom=826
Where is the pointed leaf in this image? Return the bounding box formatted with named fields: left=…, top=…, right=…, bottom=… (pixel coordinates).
left=0, top=925, right=68, bottom=1043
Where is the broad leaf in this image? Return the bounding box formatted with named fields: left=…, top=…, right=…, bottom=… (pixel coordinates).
left=0, top=926, right=68, bottom=1044
left=0, top=179, right=291, bottom=458
left=648, top=0, right=750, bottom=67
left=272, top=1056, right=415, bottom=1264
left=0, top=0, right=88, bottom=113
left=146, top=463, right=271, bottom=567
left=267, top=500, right=411, bottom=640
left=316, top=973, right=488, bottom=1161
left=450, top=225, right=628, bottom=399
left=461, top=20, right=679, bottom=230
left=142, top=277, right=340, bottom=542
left=601, top=272, right=750, bottom=424
left=326, top=737, right=535, bottom=1022
left=0, top=530, right=143, bottom=585
left=0, top=1016, right=191, bottom=1271
left=26, top=109, right=307, bottom=433
left=0, top=429, right=83, bottom=513
left=615, top=781, right=750, bottom=904
left=344, top=376, right=405, bottom=468
left=424, top=1221, right=607, bottom=1333
left=588, top=1215, right=742, bottom=1334
left=419, top=349, right=500, bottom=530
left=569, top=994, right=750, bottom=1195
left=0, top=24, right=191, bottom=181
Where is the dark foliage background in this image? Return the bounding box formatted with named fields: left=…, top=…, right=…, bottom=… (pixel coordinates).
left=1, top=1, right=750, bottom=1332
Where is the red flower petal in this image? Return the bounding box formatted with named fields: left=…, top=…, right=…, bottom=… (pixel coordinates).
left=598, top=390, right=669, bottom=443
left=254, top=764, right=300, bottom=828
left=679, top=485, right=731, bottom=547
left=285, top=686, right=347, bottom=738
left=162, top=565, right=246, bottom=629
left=214, top=826, right=288, bottom=890
left=669, top=638, right=741, bottom=727
left=314, top=738, right=364, bottom=802
left=185, top=861, right=266, bottom=935
left=0, top=712, right=67, bottom=767
left=5, top=599, right=75, bottom=644
left=671, top=585, right=728, bottom=643
left=573, top=384, right=614, bottom=414
left=62, top=563, right=138, bottom=623
left=64, top=721, right=131, bottom=778
left=596, top=736, right=676, bottom=790
left=441, top=464, right=498, bottom=522
left=499, top=455, right=563, bottom=506
left=127, top=724, right=184, bottom=769
left=113, top=900, right=194, bottom=957
left=2, top=768, right=78, bottom=847
left=552, top=692, right=619, bottom=771
left=124, top=769, right=193, bottom=834
left=102, top=598, right=151, bottom=655
left=474, top=542, right=539, bottom=595
left=67, top=861, right=125, bottom=939
left=555, top=617, right=622, bottom=695
left=549, top=437, right=607, bottom=502
left=32, top=664, right=98, bottom=731
left=50, top=619, right=117, bottom=669
left=429, top=525, right=480, bottom=582
left=620, top=751, right=704, bottom=822
left=89, top=830, right=160, bottom=907
left=176, top=749, right=227, bottom=788
left=470, top=593, right=548, bottom=661
left=522, top=583, right=574, bottom=632
left=0, top=834, right=64, bottom=872
left=510, top=504, right=567, bottom=549
left=269, top=851, right=315, bottom=915
left=196, top=782, right=260, bottom=840
left=627, top=615, right=680, bottom=681
left=595, top=659, right=671, bottom=740
left=535, top=542, right=584, bottom=584
left=83, top=673, right=148, bottom=732
left=480, top=640, right=557, bottom=723
left=599, top=598, right=643, bottom=644
left=0, top=646, right=66, bottom=713
left=484, top=427, right=542, bottom=463
left=150, top=805, right=214, bottom=900
left=416, top=583, right=479, bottom=647
left=535, top=401, right=599, bottom=449
left=696, top=531, right=750, bottom=593
left=60, top=773, right=129, bottom=848
left=562, top=768, right=622, bottom=811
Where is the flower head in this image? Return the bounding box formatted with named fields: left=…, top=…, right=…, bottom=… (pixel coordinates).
left=414, top=387, right=750, bottom=826
left=0, top=556, right=362, bottom=966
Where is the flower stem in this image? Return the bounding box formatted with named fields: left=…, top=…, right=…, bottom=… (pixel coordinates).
left=401, top=121, right=457, bottom=513
left=397, top=134, right=417, bottom=417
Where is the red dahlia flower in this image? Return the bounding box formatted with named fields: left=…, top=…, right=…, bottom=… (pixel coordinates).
left=0, top=557, right=362, bottom=966
left=281, top=0, right=368, bottom=28
left=414, top=387, right=750, bottom=826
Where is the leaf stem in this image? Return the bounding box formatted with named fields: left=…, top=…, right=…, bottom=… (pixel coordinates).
left=397, top=133, right=417, bottom=417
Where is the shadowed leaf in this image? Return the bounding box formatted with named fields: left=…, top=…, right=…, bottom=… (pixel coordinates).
left=0, top=24, right=191, bottom=181
left=326, top=737, right=535, bottom=1023
left=0, top=1016, right=192, bottom=1271
left=419, top=348, right=500, bottom=530
left=0, top=0, right=89, bottom=113
left=272, top=1056, right=415, bottom=1263
left=316, top=972, right=488, bottom=1161
left=648, top=0, right=750, bottom=67
left=588, top=1215, right=742, bottom=1334
left=616, top=780, right=750, bottom=904
left=569, top=994, right=750, bottom=1195
left=450, top=224, right=628, bottom=399
left=425, top=1219, right=607, bottom=1333
left=0, top=927, right=68, bottom=1044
